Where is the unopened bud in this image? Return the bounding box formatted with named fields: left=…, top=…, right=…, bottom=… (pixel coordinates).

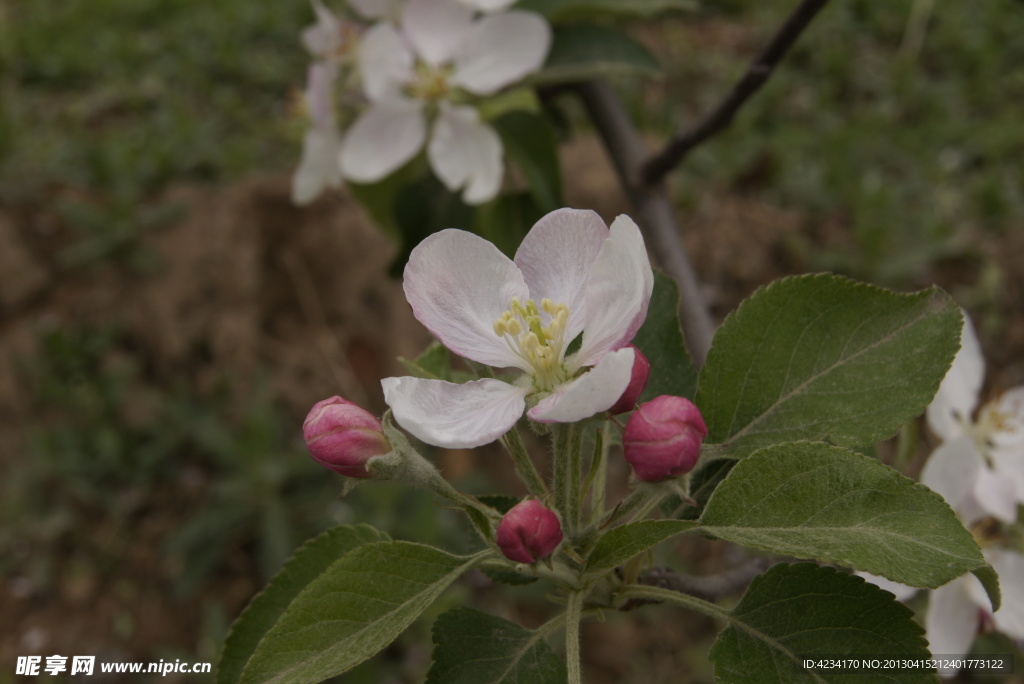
left=303, top=396, right=390, bottom=478
left=608, top=345, right=651, bottom=414
left=495, top=499, right=563, bottom=563
left=623, top=395, right=707, bottom=482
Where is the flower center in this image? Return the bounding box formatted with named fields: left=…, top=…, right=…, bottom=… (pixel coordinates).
left=407, top=63, right=453, bottom=101
left=493, top=297, right=570, bottom=391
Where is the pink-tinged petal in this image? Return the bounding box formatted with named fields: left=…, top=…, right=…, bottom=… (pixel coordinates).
left=969, top=465, right=1017, bottom=524
left=452, top=11, right=552, bottom=95
left=305, top=61, right=338, bottom=130
left=574, top=215, right=654, bottom=368
left=401, top=0, right=474, bottom=66
left=404, top=229, right=530, bottom=369
left=358, top=22, right=414, bottom=101
left=969, top=550, right=1024, bottom=638
left=339, top=99, right=425, bottom=183
left=919, top=434, right=980, bottom=513
left=428, top=104, right=503, bottom=204
left=292, top=127, right=343, bottom=205
left=926, top=580, right=980, bottom=676
left=514, top=209, right=607, bottom=345
left=926, top=310, right=983, bottom=441
left=351, top=0, right=402, bottom=20
left=458, top=0, right=517, bottom=10
left=528, top=347, right=634, bottom=423
left=382, top=376, right=528, bottom=448
left=989, top=446, right=1024, bottom=510
left=858, top=572, right=918, bottom=602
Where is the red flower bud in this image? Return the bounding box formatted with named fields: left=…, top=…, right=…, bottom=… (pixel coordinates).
left=623, top=395, right=707, bottom=482
left=303, top=396, right=389, bottom=478
left=495, top=499, right=563, bottom=563
left=608, top=345, right=651, bottom=414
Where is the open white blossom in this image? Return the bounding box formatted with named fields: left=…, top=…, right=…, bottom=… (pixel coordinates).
left=382, top=208, right=654, bottom=448
left=338, top=0, right=551, bottom=203
left=921, top=312, right=1024, bottom=524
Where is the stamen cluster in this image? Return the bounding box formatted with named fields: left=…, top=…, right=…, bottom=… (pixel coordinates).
left=494, top=297, right=569, bottom=391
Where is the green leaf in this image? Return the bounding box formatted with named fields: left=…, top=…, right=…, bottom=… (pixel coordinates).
left=697, top=442, right=997, bottom=604
left=399, top=340, right=453, bottom=381
left=632, top=270, right=698, bottom=402
left=518, top=0, right=695, bottom=22
left=426, top=608, right=566, bottom=684
left=491, top=111, right=563, bottom=213
left=217, top=524, right=388, bottom=684
left=695, top=274, right=961, bottom=456
left=475, top=191, right=543, bottom=258
left=239, top=542, right=486, bottom=684
left=531, top=24, right=661, bottom=85
left=585, top=519, right=697, bottom=577
left=710, top=563, right=935, bottom=683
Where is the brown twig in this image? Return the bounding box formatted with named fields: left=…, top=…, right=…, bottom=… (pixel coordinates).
left=621, top=557, right=773, bottom=610
left=576, top=80, right=716, bottom=366
left=642, top=0, right=831, bottom=185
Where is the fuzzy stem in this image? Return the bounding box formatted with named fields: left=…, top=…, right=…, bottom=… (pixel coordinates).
left=565, top=590, right=584, bottom=684
left=501, top=426, right=549, bottom=498
left=554, top=424, right=583, bottom=538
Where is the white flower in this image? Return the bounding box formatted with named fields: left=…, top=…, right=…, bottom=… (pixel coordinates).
left=382, top=208, right=654, bottom=448
left=866, top=549, right=1024, bottom=678
left=338, top=0, right=551, bottom=204
left=921, top=312, right=1024, bottom=525
left=302, top=0, right=363, bottom=61
left=292, top=62, right=344, bottom=205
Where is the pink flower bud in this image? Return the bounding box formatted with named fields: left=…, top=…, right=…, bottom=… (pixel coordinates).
left=495, top=499, right=563, bottom=564
left=303, top=396, right=389, bottom=478
left=623, top=395, right=707, bottom=482
left=608, top=345, right=651, bottom=414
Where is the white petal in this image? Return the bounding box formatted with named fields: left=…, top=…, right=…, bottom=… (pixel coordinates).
left=972, top=550, right=1024, bottom=638
left=574, top=215, right=654, bottom=368
left=926, top=310, right=983, bottom=440
left=292, top=127, right=343, bottom=205
left=428, top=104, right=503, bottom=204
left=403, top=229, right=530, bottom=369
left=351, top=0, right=402, bottom=20
left=925, top=580, right=979, bottom=675
left=990, top=386, right=1024, bottom=452
left=925, top=581, right=978, bottom=675
left=513, top=209, right=607, bottom=346
left=457, top=0, right=517, bottom=10
left=401, top=0, right=474, bottom=66
left=358, top=22, right=414, bottom=101
left=858, top=572, right=918, bottom=602
left=339, top=100, right=425, bottom=183
left=920, top=434, right=981, bottom=513
left=382, top=376, right=528, bottom=448
left=305, top=61, right=338, bottom=130
left=452, top=11, right=552, bottom=95
left=970, top=465, right=1017, bottom=524
left=528, top=347, right=634, bottom=423
left=302, top=0, right=340, bottom=57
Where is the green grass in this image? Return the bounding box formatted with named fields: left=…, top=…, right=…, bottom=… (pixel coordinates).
left=1, top=0, right=310, bottom=198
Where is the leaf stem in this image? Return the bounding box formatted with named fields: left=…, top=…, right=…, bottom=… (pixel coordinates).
left=565, top=590, right=584, bottom=684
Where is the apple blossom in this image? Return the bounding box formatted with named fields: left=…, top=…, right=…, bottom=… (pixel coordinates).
left=303, top=396, right=390, bottom=478
left=495, top=499, right=563, bottom=563
left=337, top=0, right=551, bottom=203
left=623, top=395, right=707, bottom=481
left=382, top=208, right=654, bottom=449
left=921, top=312, right=1024, bottom=525
left=863, top=548, right=1024, bottom=678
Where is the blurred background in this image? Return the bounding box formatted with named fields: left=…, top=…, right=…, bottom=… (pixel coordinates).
left=1, top=0, right=1022, bottom=681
